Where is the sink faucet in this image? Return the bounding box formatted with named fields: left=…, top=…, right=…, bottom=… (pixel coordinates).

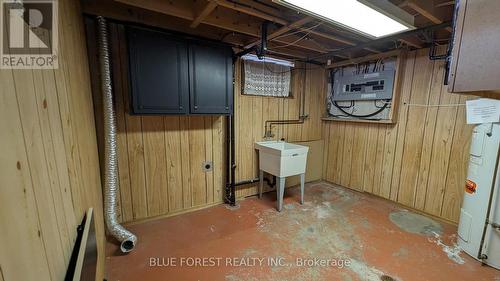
left=263, top=128, right=274, bottom=140
left=263, top=117, right=306, bottom=141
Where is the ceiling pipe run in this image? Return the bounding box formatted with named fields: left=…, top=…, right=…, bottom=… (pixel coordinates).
left=96, top=16, right=137, bottom=253
left=309, top=21, right=451, bottom=61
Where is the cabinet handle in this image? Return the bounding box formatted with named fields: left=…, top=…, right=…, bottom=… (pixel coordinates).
left=194, top=105, right=198, bottom=109
left=292, top=153, right=299, bottom=157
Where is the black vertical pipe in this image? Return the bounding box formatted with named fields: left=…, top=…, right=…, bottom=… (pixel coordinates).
left=225, top=55, right=237, bottom=206
left=258, top=22, right=268, bottom=59
left=230, top=114, right=236, bottom=206
left=225, top=115, right=231, bottom=204
left=224, top=114, right=236, bottom=206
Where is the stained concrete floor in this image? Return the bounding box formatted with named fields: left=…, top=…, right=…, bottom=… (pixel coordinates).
left=106, top=182, right=500, bottom=281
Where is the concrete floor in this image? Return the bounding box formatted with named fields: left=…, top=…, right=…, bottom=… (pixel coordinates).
left=106, top=182, right=500, bottom=281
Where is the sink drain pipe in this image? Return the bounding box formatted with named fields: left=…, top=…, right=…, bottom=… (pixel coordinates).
left=225, top=115, right=276, bottom=206
left=234, top=176, right=276, bottom=188
left=97, top=16, right=137, bottom=253
left=225, top=114, right=237, bottom=206
left=225, top=60, right=280, bottom=205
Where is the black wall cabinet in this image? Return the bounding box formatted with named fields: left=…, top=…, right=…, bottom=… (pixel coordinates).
left=127, top=26, right=233, bottom=115
left=189, top=41, right=233, bottom=114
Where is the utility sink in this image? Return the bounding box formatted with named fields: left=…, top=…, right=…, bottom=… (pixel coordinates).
left=255, top=141, right=309, bottom=177
left=255, top=141, right=309, bottom=211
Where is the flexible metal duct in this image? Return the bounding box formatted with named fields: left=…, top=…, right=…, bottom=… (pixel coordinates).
left=97, top=16, right=137, bottom=253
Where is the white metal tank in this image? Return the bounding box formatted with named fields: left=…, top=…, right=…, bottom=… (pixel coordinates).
left=458, top=123, right=500, bottom=269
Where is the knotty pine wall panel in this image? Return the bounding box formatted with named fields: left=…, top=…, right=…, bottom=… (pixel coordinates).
left=90, top=25, right=226, bottom=224
left=323, top=48, right=476, bottom=223
left=0, top=0, right=106, bottom=279
left=91, top=38, right=327, bottom=218
left=234, top=60, right=326, bottom=198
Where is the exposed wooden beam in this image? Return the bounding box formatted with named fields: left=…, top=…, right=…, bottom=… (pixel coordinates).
left=326, top=50, right=401, bottom=68
left=301, top=28, right=381, bottom=53
left=407, top=1, right=443, bottom=23
left=226, top=0, right=285, bottom=18
left=272, top=37, right=328, bottom=53
left=117, top=0, right=380, bottom=56
left=85, top=0, right=230, bottom=40
left=435, top=1, right=455, bottom=8
left=115, top=0, right=327, bottom=54
left=190, top=1, right=218, bottom=28
left=265, top=48, right=307, bottom=60
left=244, top=16, right=314, bottom=49
left=269, top=17, right=315, bottom=40
left=310, top=21, right=450, bottom=60
left=399, top=37, right=424, bottom=48
left=213, top=0, right=288, bottom=25
left=268, top=44, right=349, bottom=59
left=405, top=0, right=453, bottom=32
left=215, top=0, right=379, bottom=52
left=301, top=28, right=355, bottom=46
left=217, top=2, right=390, bottom=54
left=110, top=0, right=423, bottom=55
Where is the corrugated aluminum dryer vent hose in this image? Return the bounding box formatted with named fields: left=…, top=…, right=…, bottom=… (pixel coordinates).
left=97, top=16, right=137, bottom=253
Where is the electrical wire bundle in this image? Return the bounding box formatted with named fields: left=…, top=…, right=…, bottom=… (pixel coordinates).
left=328, top=59, right=391, bottom=119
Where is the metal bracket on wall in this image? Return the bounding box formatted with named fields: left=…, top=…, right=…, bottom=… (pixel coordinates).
left=425, top=31, right=448, bottom=61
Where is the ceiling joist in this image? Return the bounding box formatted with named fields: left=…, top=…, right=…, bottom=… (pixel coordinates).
left=326, top=49, right=401, bottom=69
left=222, top=1, right=414, bottom=54
left=311, top=21, right=450, bottom=60
left=404, top=0, right=453, bottom=32
left=213, top=0, right=287, bottom=25
left=435, top=1, right=455, bottom=8
left=251, top=16, right=316, bottom=48
left=93, top=0, right=452, bottom=62
left=115, top=0, right=330, bottom=55
left=190, top=1, right=218, bottom=28
left=213, top=0, right=383, bottom=53
left=399, top=37, right=424, bottom=48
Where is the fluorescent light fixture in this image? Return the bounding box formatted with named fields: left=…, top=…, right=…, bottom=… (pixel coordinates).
left=241, top=54, right=295, bottom=67
left=274, top=0, right=413, bottom=38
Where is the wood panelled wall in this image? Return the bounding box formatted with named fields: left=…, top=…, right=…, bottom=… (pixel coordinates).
left=323, top=48, right=473, bottom=223
left=112, top=113, right=225, bottom=223
left=234, top=60, right=326, bottom=197
left=89, top=28, right=326, bottom=222
left=0, top=0, right=105, bottom=280
left=89, top=24, right=226, bottom=224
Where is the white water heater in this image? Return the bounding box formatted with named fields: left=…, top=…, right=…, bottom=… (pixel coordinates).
left=458, top=123, right=500, bottom=269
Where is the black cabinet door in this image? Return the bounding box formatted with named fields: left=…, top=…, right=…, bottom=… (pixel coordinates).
left=189, top=42, right=233, bottom=114
left=128, top=27, right=189, bottom=114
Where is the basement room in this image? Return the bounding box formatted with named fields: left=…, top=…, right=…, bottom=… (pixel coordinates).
left=2, top=0, right=500, bottom=280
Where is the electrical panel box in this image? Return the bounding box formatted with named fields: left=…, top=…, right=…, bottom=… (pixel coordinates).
left=332, top=70, right=395, bottom=101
